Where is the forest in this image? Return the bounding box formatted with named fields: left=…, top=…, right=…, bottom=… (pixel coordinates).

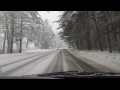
left=0, top=11, right=55, bottom=54
left=58, top=11, right=120, bottom=53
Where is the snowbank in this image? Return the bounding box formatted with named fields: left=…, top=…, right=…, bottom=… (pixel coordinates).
left=0, top=48, right=54, bottom=60
left=73, top=50, right=120, bottom=72
left=23, top=48, right=55, bottom=53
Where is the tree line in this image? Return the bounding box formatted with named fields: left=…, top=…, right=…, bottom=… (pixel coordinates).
left=0, top=11, right=55, bottom=54
left=58, top=11, right=120, bottom=53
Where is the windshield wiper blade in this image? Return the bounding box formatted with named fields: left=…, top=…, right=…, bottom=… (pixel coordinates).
left=23, top=70, right=120, bottom=78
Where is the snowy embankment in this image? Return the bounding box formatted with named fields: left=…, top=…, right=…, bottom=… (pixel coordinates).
left=0, top=48, right=54, bottom=74
left=0, top=48, right=54, bottom=60
left=69, top=49, right=120, bottom=72
left=0, top=48, right=55, bottom=69
left=23, top=47, right=55, bottom=53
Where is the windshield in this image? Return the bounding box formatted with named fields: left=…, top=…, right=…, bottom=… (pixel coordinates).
left=0, top=11, right=120, bottom=77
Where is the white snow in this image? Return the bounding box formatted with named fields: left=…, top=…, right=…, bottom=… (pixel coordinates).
left=0, top=51, right=43, bottom=61
left=0, top=49, right=55, bottom=73
left=1, top=51, right=53, bottom=73
left=68, top=49, right=120, bottom=72
left=0, top=48, right=54, bottom=60
left=23, top=48, right=55, bottom=53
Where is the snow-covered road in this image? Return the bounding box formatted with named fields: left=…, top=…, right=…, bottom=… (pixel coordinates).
left=0, top=49, right=119, bottom=76
left=1, top=49, right=83, bottom=76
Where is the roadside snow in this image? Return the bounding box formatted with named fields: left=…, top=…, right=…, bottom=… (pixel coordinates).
left=70, top=50, right=120, bottom=72
left=0, top=49, right=54, bottom=60
left=23, top=48, right=55, bottom=53
left=1, top=51, right=53, bottom=73
left=0, top=52, right=42, bottom=60
left=0, top=49, right=55, bottom=73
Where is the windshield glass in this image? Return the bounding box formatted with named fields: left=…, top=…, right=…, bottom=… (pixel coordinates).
left=0, top=11, right=120, bottom=77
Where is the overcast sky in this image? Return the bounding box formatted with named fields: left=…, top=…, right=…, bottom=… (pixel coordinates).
left=38, top=11, right=61, bottom=34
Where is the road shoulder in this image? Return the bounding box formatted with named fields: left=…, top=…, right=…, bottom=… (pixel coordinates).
left=67, top=49, right=119, bottom=72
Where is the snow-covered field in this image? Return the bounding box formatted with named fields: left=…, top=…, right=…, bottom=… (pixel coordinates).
left=71, top=50, right=120, bottom=72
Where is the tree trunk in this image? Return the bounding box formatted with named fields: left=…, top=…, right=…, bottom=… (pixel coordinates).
left=10, top=25, right=14, bottom=53
left=107, top=30, right=112, bottom=53
left=19, top=17, right=23, bottom=53
left=7, top=29, right=10, bottom=53
left=4, top=14, right=10, bottom=53
left=86, top=11, right=91, bottom=50
left=78, top=39, right=81, bottom=50
left=103, top=35, right=107, bottom=51
left=80, top=38, right=83, bottom=49
left=94, top=27, right=98, bottom=50
left=75, top=40, right=79, bottom=49
left=19, top=37, right=22, bottom=53
left=104, top=12, right=112, bottom=53
left=94, top=22, right=103, bottom=51
left=118, top=26, right=120, bottom=51
left=10, top=13, right=15, bottom=53
left=86, top=30, right=91, bottom=50
left=10, top=31, right=14, bottom=53
left=92, top=11, right=103, bottom=51
left=113, top=28, right=120, bottom=52
left=2, top=29, right=7, bottom=54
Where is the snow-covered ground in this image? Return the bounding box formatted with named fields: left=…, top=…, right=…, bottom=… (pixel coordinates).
left=0, top=48, right=54, bottom=60
left=23, top=47, right=55, bottom=52
left=70, top=50, right=120, bottom=72
left=0, top=48, right=55, bottom=75
left=23, top=49, right=55, bottom=53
